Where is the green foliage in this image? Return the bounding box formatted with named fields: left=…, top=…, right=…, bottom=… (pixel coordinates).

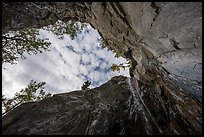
left=2, top=95, right=13, bottom=113
left=110, top=61, right=131, bottom=73
left=114, top=52, right=121, bottom=58
left=81, top=80, right=91, bottom=90
left=42, top=20, right=87, bottom=40
left=2, top=80, right=52, bottom=115
left=2, top=28, right=51, bottom=65
left=98, top=37, right=106, bottom=49
left=2, top=20, right=87, bottom=65
left=110, top=63, right=121, bottom=72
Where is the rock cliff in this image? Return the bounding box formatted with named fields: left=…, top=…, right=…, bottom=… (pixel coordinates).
left=2, top=76, right=202, bottom=135
left=2, top=2, right=202, bottom=135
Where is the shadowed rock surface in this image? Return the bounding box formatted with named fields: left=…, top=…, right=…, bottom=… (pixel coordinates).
left=2, top=2, right=202, bottom=135
left=2, top=76, right=202, bottom=135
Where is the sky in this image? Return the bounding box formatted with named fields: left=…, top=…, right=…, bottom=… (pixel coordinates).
left=2, top=23, right=130, bottom=99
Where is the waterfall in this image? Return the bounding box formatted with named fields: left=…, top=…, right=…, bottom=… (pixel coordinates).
left=127, top=77, right=162, bottom=134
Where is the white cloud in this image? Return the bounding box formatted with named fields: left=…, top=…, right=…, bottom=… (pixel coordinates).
left=2, top=22, right=129, bottom=99
left=81, top=54, right=91, bottom=64
left=79, top=64, right=89, bottom=76
left=90, top=54, right=100, bottom=68
left=99, top=61, right=109, bottom=70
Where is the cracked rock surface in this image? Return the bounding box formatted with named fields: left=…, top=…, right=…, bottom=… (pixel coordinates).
left=2, top=2, right=202, bottom=135
left=2, top=76, right=202, bottom=135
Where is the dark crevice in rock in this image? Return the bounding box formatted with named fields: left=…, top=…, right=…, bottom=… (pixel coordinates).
left=193, top=63, right=201, bottom=69
left=114, top=2, right=127, bottom=18
left=109, top=2, right=132, bottom=28
left=124, top=48, right=138, bottom=78
left=85, top=107, right=93, bottom=135
left=158, top=32, right=168, bottom=39
left=156, top=45, right=198, bottom=57
left=149, top=2, right=160, bottom=32
left=102, top=2, right=107, bottom=15
left=169, top=38, right=181, bottom=50
left=160, top=86, right=165, bottom=97
left=160, top=67, right=170, bottom=75
left=150, top=2, right=160, bottom=18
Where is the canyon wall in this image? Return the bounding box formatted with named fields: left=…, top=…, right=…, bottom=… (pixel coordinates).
left=2, top=2, right=202, bottom=135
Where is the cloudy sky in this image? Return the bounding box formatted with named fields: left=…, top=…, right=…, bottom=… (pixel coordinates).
left=2, top=23, right=130, bottom=98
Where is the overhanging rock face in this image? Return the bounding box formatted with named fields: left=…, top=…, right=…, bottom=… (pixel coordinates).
left=2, top=2, right=202, bottom=135
left=2, top=76, right=202, bottom=135
left=89, top=2, right=202, bottom=101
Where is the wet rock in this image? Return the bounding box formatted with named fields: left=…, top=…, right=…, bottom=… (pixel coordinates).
left=2, top=76, right=202, bottom=135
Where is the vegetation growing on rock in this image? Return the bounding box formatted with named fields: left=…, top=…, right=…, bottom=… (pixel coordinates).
left=2, top=80, right=52, bottom=116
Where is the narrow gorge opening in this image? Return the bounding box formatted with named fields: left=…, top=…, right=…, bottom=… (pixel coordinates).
left=2, top=2, right=202, bottom=135
left=2, top=20, right=130, bottom=99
